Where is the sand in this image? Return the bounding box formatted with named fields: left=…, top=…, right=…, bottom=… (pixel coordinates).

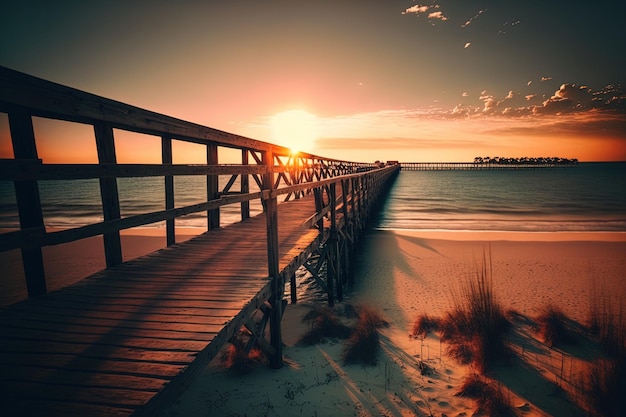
left=159, top=230, right=626, bottom=417
left=2, top=228, right=625, bottom=416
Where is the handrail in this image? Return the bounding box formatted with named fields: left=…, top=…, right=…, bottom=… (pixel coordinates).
left=0, top=66, right=398, bottom=303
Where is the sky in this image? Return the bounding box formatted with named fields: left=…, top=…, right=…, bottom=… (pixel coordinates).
left=1, top=0, right=625, bottom=163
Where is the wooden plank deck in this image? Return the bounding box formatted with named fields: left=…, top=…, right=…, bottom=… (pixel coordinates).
left=0, top=196, right=320, bottom=417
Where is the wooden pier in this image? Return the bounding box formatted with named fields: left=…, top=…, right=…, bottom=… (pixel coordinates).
left=400, top=161, right=576, bottom=170
left=0, top=67, right=399, bottom=416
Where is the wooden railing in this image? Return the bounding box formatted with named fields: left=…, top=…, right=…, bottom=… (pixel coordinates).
left=0, top=66, right=399, bottom=305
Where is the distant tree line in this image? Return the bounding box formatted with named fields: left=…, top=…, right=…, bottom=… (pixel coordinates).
left=473, top=156, right=579, bottom=165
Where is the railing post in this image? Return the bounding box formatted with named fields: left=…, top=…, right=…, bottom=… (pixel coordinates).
left=9, top=111, right=47, bottom=296
left=162, top=135, right=175, bottom=246
left=241, top=149, right=250, bottom=221
left=207, top=143, right=220, bottom=230
left=262, top=150, right=282, bottom=368
left=94, top=122, right=122, bottom=267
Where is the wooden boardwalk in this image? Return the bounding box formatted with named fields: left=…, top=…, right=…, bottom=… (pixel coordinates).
left=0, top=66, right=400, bottom=416
left=0, top=197, right=321, bottom=417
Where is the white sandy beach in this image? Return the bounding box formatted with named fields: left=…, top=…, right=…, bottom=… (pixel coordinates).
left=157, top=229, right=626, bottom=417
left=2, top=228, right=624, bottom=416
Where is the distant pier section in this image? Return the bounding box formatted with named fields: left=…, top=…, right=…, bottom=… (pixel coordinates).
left=399, top=159, right=578, bottom=171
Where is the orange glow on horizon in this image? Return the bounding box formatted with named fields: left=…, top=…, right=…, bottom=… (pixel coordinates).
left=1, top=107, right=624, bottom=164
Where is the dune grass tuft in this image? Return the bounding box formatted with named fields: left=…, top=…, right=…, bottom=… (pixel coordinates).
left=220, top=336, right=266, bottom=374
left=536, top=304, right=576, bottom=347
left=342, top=305, right=388, bottom=365
left=583, top=357, right=626, bottom=417
left=298, top=305, right=352, bottom=346
left=440, top=252, right=510, bottom=373
left=411, top=313, right=441, bottom=339
left=582, top=294, right=626, bottom=416
left=456, top=373, right=513, bottom=416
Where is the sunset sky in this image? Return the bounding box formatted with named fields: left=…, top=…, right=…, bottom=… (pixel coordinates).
left=1, top=0, right=625, bottom=163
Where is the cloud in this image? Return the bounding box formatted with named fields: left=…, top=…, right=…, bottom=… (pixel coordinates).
left=533, top=83, right=594, bottom=114
left=541, top=76, right=552, bottom=82
left=483, top=112, right=626, bottom=140
left=402, top=4, right=447, bottom=22
left=482, top=97, right=497, bottom=113
left=428, top=11, right=448, bottom=21
left=498, top=19, right=521, bottom=35
left=402, top=5, right=429, bottom=15
left=527, top=81, right=533, bottom=86
left=464, top=42, right=471, bottom=48
left=461, top=9, right=487, bottom=28
left=310, top=84, right=625, bottom=138
left=435, top=83, right=625, bottom=120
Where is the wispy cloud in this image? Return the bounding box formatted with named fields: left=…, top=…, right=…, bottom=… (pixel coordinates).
left=446, top=83, right=625, bottom=118
left=401, top=5, right=429, bottom=15
left=428, top=11, right=448, bottom=21
left=461, top=9, right=487, bottom=28
left=402, top=4, right=448, bottom=22
left=498, top=19, right=521, bottom=35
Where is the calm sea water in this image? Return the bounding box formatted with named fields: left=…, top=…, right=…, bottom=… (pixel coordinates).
left=377, top=162, right=626, bottom=232
left=0, top=176, right=263, bottom=229
left=1, top=162, right=624, bottom=232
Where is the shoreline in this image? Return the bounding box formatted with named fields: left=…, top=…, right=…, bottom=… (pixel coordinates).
left=375, top=228, right=626, bottom=242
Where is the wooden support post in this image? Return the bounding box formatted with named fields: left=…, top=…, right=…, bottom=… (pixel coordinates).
left=94, top=122, right=122, bottom=268
left=9, top=111, right=47, bottom=297
left=328, top=183, right=337, bottom=306
left=162, top=135, right=175, bottom=246
left=241, top=149, right=250, bottom=221
left=313, top=187, right=324, bottom=234
left=340, top=179, right=352, bottom=289
left=290, top=273, right=297, bottom=304
left=207, top=143, right=220, bottom=230
left=263, top=150, right=283, bottom=368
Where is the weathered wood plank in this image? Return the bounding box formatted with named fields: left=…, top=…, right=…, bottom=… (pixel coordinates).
left=2, top=331, right=210, bottom=352
left=0, top=351, right=193, bottom=369
left=0, top=399, right=134, bottom=417
left=0, top=380, right=154, bottom=408
left=3, top=365, right=169, bottom=391
left=2, top=314, right=219, bottom=337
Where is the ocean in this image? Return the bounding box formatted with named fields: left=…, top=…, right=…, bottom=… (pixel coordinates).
left=377, top=162, right=626, bottom=232
left=1, top=162, right=625, bottom=232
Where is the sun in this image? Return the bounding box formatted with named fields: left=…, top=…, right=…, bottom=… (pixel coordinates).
left=269, top=109, right=318, bottom=154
